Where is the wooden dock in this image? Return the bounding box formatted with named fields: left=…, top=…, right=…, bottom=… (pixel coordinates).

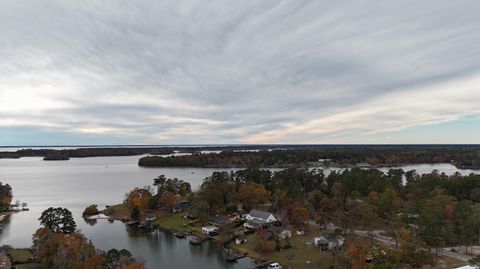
left=225, top=251, right=248, bottom=262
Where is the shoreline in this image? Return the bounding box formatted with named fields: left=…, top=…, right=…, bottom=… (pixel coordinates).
left=0, top=210, right=20, bottom=222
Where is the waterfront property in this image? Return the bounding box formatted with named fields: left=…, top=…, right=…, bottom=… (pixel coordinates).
left=244, top=209, right=277, bottom=230
left=201, top=225, right=219, bottom=236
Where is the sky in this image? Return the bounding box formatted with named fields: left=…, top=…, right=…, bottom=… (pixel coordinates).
left=1, top=0, right=480, bottom=146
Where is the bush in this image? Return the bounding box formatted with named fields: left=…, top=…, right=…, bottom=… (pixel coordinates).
left=82, top=204, right=99, bottom=216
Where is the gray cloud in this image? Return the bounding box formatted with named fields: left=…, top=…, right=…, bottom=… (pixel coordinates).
left=1, top=0, right=480, bottom=144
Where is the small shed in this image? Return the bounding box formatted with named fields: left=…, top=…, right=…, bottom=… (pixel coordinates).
left=172, top=200, right=190, bottom=213
left=279, top=229, right=292, bottom=239
left=201, top=226, right=219, bottom=235
left=314, top=236, right=330, bottom=251
left=235, top=234, right=248, bottom=245
left=145, top=214, right=157, bottom=222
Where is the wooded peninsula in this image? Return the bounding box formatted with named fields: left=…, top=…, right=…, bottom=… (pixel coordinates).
left=138, top=145, right=480, bottom=169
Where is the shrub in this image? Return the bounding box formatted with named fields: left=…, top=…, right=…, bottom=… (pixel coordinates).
left=83, top=204, right=99, bottom=216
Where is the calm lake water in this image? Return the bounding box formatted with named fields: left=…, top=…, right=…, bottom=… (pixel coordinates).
left=0, top=156, right=478, bottom=268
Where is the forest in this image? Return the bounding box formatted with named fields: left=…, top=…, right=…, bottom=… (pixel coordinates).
left=138, top=145, right=480, bottom=169
left=115, top=167, right=480, bottom=268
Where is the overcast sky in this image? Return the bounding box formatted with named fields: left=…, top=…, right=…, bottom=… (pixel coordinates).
left=1, top=0, right=480, bottom=145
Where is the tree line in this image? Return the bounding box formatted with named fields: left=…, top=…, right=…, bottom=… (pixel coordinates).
left=138, top=145, right=480, bottom=168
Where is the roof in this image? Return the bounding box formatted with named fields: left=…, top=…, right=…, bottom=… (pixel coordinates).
left=314, top=236, right=330, bottom=244
left=237, top=234, right=247, bottom=240
left=267, top=225, right=284, bottom=234
left=248, top=209, right=273, bottom=220
left=202, top=225, right=218, bottom=230
left=249, top=218, right=267, bottom=225
left=454, top=266, right=479, bottom=269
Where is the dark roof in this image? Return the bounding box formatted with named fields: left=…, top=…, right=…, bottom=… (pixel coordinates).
left=315, top=236, right=330, bottom=244
left=248, top=209, right=273, bottom=220
left=237, top=234, right=247, bottom=240
left=248, top=218, right=267, bottom=225
left=267, top=226, right=283, bottom=234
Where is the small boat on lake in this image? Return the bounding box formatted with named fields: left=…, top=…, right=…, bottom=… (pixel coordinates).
left=189, top=236, right=203, bottom=245
left=125, top=220, right=139, bottom=225
left=174, top=232, right=187, bottom=238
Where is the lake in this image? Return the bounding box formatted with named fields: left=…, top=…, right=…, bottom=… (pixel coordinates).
left=0, top=156, right=478, bottom=268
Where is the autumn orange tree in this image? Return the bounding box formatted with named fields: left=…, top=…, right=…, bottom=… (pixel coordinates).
left=235, top=182, right=269, bottom=211
left=0, top=182, right=13, bottom=211
left=125, top=188, right=152, bottom=212
left=33, top=208, right=145, bottom=269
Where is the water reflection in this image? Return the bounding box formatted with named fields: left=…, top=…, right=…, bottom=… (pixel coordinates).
left=83, top=217, right=97, bottom=226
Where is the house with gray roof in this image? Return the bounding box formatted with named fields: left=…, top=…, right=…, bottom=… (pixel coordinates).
left=244, top=209, right=277, bottom=230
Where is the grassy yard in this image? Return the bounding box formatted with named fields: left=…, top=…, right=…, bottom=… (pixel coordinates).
left=155, top=213, right=197, bottom=232
left=7, top=248, right=32, bottom=264
left=232, top=233, right=333, bottom=268
left=103, top=204, right=131, bottom=220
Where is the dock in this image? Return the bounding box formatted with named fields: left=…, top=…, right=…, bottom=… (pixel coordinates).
left=189, top=235, right=210, bottom=246
left=225, top=251, right=248, bottom=262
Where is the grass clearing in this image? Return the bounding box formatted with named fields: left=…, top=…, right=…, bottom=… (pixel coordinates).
left=232, top=232, right=333, bottom=268
left=103, top=204, right=130, bottom=220
left=8, top=248, right=32, bottom=264
left=155, top=213, right=193, bottom=232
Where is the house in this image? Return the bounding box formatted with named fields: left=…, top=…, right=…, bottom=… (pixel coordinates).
left=172, top=200, right=190, bottom=213
left=314, top=235, right=345, bottom=251
left=266, top=226, right=291, bottom=240
left=244, top=209, right=277, bottom=230
left=279, top=229, right=292, bottom=239
left=235, top=234, right=248, bottom=245
left=201, top=226, right=219, bottom=236
left=314, top=236, right=330, bottom=251
left=209, top=215, right=231, bottom=227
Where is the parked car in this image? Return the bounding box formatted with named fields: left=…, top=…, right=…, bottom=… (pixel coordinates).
left=268, top=263, right=283, bottom=269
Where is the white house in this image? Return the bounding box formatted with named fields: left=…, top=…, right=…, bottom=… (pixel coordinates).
left=201, top=226, right=219, bottom=235
left=244, top=209, right=277, bottom=230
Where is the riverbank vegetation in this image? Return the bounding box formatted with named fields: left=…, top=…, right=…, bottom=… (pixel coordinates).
left=0, top=147, right=175, bottom=160
left=96, top=167, right=480, bottom=268
left=11, top=207, right=147, bottom=269
left=0, top=182, right=13, bottom=211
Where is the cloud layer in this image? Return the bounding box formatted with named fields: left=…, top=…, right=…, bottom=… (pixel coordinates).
left=1, top=0, right=479, bottom=145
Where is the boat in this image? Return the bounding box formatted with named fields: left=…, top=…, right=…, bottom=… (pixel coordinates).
left=125, top=220, right=139, bottom=225
left=174, top=232, right=187, bottom=238
left=189, top=236, right=202, bottom=245
left=21, top=203, right=29, bottom=211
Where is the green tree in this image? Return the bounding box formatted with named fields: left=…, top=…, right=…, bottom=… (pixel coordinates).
left=131, top=205, right=140, bottom=220
left=39, top=207, right=76, bottom=234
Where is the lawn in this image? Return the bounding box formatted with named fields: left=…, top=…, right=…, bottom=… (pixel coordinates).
left=232, top=233, right=333, bottom=268
left=103, top=204, right=131, bottom=220
left=8, top=248, right=32, bottom=264
left=155, top=213, right=194, bottom=232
